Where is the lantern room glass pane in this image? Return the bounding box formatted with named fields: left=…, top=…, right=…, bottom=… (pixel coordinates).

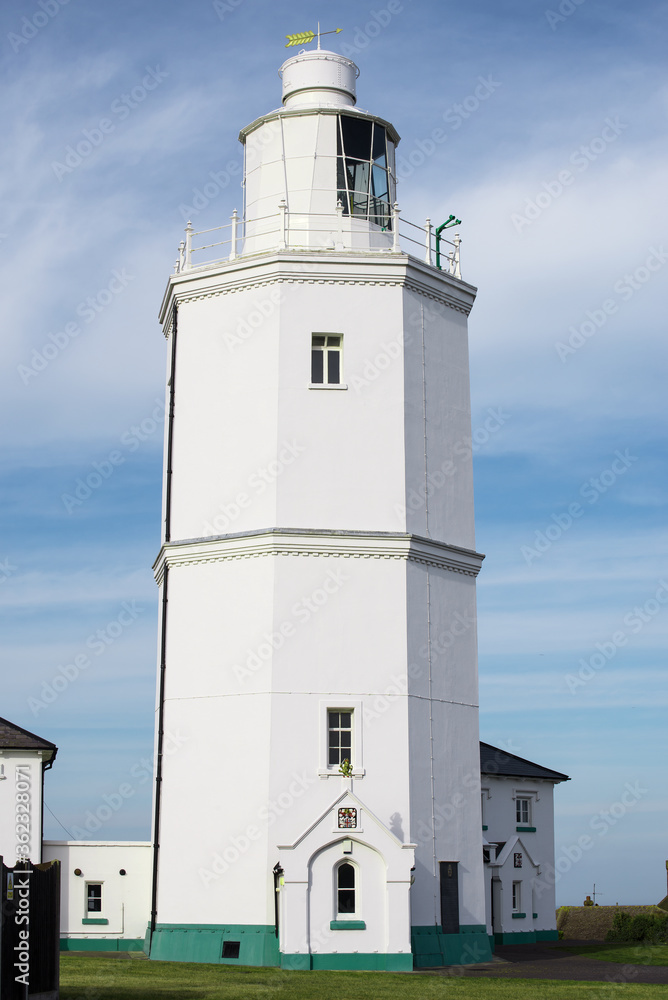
left=341, top=116, right=372, bottom=160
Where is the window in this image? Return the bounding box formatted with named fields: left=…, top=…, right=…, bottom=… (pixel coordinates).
left=337, top=862, right=356, bottom=915
left=311, top=334, right=342, bottom=385
left=516, top=797, right=531, bottom=825
left=337, top=116, right=392, bottom=229
left=512, top=881, right=521, bottom=913
left=86, top=883, right=102, bottom=913
left=328, top=710, right=352, bottom=767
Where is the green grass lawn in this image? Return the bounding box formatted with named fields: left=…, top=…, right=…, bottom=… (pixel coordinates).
left=567, top=943, right=668, bottom=966
left=59, top=955, right=667, bottom=1000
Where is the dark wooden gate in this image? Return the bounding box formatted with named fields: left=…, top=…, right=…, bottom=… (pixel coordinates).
left=439, top=860, right=460, bottom=934
left=1, top=858, right=60, bottom=1000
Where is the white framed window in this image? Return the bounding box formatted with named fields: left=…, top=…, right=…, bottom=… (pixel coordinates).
left=328, top=710, right=352, bottom=768
left=336, top=861, right=358, bottom=917
left=516, top=797, right=531, bottom=825
left=86, top=882, right=102, bottom=913
left=512, top=881, right=521, bottom=913
left=318, top=701, right=364, bottom=777
left=311, top=334, right=346, bottom=388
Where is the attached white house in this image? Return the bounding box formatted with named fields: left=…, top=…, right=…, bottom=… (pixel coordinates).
left=0, top=716, right=57, bottom=866
left=480, top=742, right=569, bottom=944
left=41, top=841, right=152, bottom=952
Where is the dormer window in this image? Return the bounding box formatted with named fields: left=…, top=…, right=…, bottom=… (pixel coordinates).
left=337, top=116, right=391, bottom=229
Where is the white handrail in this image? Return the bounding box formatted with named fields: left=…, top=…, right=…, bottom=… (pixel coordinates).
left=174, top=204, right=461, bottom=277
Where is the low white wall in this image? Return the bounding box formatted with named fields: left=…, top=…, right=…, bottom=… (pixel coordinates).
left=42, top=841, right=152, bottom=942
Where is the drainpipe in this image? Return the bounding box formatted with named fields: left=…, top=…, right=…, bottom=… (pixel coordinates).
left=149, top=302, right=178, bottom=954
left=435, top=215, right=461, bottom=270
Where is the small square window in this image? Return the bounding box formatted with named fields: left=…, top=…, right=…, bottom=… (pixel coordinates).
left=86, top=883, right=102, bottom=913
left=311, top=334, right=342, bottom=385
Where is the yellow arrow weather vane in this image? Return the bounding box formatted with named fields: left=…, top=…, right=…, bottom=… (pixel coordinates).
left=285, top=26, right=342, bottom=48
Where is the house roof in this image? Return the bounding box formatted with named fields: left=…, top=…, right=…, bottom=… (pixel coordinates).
left=0, top=717, right=58, bottom=760
left=480, top=742, right=569, bottom=783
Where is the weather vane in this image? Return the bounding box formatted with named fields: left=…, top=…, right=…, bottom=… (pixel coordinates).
left=285, top=23, right=342, bottom=48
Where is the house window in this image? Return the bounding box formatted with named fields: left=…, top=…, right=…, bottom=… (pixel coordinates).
left=516, top=797, right=531, bottom=825
left=311, top=334, right=342, bottom=385
left=86, top=883, right=102, bottom=913
left=337, top=862, right=356, bottom=915
left=328, top=711, right=352, bottom=767
left=512, top=881, right=521, bottom=913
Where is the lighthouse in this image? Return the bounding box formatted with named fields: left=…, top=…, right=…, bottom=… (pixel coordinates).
left=148, top=45, right=491, bottom=970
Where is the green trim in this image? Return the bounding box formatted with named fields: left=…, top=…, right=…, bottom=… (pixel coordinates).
left=280, top=953, right=412, bottom=971
left=511, top=912, right=526, bottom=919
left=81, top=918, right=109, bottom=925
left=533, top=913, right=538, bottom=919
left=411, top=926, right=492, bottom=967
left=494, top=930, right=558, bottom=945
left=61, top=938, right=143, bottom=952
left=149, top=924, right=279, bottom=966
left=536, top=929, right=559, bottom=941
left=482, top=825, right=488, bottom=830
left=330, top=920, right=366, bottom=930
left=516, top=826, right=536, bottom=832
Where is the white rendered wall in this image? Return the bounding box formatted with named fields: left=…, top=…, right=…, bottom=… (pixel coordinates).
left=0, top=752, right=45, bottom=866
left=42, top=842, right=152, bottom=941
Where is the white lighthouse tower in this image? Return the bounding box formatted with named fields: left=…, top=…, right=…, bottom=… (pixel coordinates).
left=148, top=45, right=491, bottom=970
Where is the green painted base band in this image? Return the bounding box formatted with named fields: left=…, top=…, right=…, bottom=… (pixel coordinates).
left=281, top=953, right=413, bottom=971
left=411, top=926, right=492, bottom=967
left=536, top=929, right=559, bottom=941
left=149, top=924, right=279, bottom=966
left=60, top=938, right=143, bottom=952
left=494, top=928, right=558, bottom=944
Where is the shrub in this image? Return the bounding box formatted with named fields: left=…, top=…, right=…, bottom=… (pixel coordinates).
left=605, top=910, right=668, bottom=943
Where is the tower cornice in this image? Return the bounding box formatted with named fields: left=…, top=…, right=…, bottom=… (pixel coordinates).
left=152, top=528, right=484, bottom=586
left=159, top=251, right=477, bottom=334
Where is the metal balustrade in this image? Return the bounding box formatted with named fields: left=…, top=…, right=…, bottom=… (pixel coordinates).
left=174, top=202, right=461, bottom=279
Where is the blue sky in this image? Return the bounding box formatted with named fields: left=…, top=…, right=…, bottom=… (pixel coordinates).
left=1, top=0, right=666, bottom=906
